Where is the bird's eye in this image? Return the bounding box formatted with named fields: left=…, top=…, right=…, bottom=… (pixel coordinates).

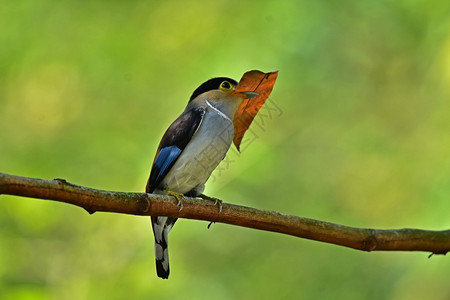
left=220, top=81, right=232, bottom=91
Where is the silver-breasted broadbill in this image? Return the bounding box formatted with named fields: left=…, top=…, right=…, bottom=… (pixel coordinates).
left=145, top=70, right=278, bottom=279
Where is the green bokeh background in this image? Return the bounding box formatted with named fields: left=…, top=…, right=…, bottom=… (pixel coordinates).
left=1, top=1, right=450, bottom=299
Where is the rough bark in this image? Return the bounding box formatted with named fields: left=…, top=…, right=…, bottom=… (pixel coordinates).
left=1, top=172, right=449, bottom=255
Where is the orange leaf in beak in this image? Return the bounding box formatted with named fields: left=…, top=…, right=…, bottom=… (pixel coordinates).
left=233, top=70, right=279, bottom=151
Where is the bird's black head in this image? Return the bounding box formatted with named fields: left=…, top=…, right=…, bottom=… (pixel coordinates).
left=189, top=77, right=238, bottom=102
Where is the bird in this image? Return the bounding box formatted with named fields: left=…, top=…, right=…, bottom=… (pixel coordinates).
left=145, top=76, right=260, bottom=279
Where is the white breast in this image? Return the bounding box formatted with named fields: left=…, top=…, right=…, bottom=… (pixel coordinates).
left=160, top=103, right=235, bottom=195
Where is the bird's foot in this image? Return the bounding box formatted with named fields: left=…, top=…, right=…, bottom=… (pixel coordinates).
left=165, top=187, right=184, bottom=210
left=199, top=194, right=223, bottom=213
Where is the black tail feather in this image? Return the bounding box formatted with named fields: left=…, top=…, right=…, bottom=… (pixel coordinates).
left=152, top=216, right=178, bottom=279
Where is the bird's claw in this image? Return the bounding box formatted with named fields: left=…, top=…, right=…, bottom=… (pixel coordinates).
left=177, top=199, right=184, bottom=211
left=200, top=194, right=223, bottom=213
left=214, top=199, right=223, bottom=213
left=166, top=187, right=184, bottom=211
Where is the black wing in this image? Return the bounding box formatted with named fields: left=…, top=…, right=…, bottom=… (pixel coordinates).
left=146, top=107, right=205, bottom=193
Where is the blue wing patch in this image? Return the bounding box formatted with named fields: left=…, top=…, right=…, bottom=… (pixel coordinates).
left=146, top=107, right=205, bottom=193
left=153, top=146, right=182, bottom=186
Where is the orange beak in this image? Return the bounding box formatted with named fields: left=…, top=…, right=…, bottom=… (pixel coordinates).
left=232, top=70, right=279, bottom=151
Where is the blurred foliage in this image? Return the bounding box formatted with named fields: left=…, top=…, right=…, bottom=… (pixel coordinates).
left=1, top=0, right=450, bottom=299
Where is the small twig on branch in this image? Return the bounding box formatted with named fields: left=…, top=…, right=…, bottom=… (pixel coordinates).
left=0, top=172, right=449, bottom=255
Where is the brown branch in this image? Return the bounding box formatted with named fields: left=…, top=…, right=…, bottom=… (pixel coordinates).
left=1, top=172, right=449, bottom=255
